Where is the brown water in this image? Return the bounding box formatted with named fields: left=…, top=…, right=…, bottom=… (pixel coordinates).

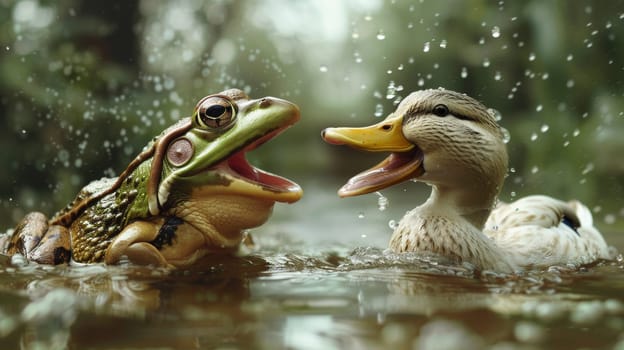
left=0, top=182, right=623, bottom=349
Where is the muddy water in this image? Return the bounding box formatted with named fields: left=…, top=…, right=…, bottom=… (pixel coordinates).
left=0, top=181, right=622, bottom=349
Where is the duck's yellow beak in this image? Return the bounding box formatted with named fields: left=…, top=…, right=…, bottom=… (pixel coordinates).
left=321, top=115, right=413, bottom=152
left=322, top=115, right=424, bottom=198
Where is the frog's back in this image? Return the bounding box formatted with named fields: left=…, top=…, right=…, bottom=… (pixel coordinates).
left=51, top=177, right=117, bottom=224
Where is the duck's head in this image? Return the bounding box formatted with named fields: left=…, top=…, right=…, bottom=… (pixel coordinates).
left=322, top=88, right=509, bottom=201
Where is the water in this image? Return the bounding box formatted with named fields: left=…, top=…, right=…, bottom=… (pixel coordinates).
left=0, top=181, right=623, bottom=349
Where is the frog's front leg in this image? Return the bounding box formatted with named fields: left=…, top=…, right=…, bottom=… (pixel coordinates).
left=6, top=212, right=71, bottom=264
left=105, top=218, right=172, bottom=267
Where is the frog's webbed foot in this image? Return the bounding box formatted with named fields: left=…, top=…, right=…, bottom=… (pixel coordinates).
left=6, top=212, right=71, bottom=264
left=105, top=220, right=171, bottom=267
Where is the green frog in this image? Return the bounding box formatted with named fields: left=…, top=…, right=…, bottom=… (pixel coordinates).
left=2, top=89, right=303, bottom=267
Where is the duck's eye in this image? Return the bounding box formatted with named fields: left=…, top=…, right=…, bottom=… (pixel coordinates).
left=432, top=104, right=450, bottom=117
left=194, top=96, right=236, bottom=130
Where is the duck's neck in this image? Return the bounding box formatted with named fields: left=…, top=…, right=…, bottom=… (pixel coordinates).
left=391, top=182, right=515, bottom=272
left=425, top=183, right=498, bottom=229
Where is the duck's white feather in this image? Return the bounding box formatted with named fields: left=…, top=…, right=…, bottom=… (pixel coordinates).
left=484, top=195, right=610, bottom=268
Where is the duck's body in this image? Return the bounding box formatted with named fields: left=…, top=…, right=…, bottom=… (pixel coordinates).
left=391, top=194, right=610, bottom=272
left=323, top=88, right=612, bottom=273
left=483, top=195, right=610, bottom=269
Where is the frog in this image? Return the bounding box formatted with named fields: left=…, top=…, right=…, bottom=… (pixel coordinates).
left=2, top=89, right=303, bottom=267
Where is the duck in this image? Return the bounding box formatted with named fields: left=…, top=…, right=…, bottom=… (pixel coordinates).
left=322, top=88, right=612, bottom=273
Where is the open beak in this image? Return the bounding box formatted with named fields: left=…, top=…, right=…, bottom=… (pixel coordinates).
left=322, top=115, right=424, bottom=197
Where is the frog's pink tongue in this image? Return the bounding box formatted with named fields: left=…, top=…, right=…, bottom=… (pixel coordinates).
left=338, top=149, right=424, bottom=197
left=227, top=152, right=301, bottom=195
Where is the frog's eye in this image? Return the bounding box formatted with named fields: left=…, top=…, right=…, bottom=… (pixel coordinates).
left=194, top=96, right=237, bottom=131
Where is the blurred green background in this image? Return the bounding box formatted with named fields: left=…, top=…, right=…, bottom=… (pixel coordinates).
left=0, top=0, right=622, bottom=232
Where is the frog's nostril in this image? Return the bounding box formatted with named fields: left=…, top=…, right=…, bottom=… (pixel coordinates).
left=259, top=98, right=272, bottom=108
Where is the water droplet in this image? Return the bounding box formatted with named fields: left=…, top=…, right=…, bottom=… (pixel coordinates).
left=491, top=26, right=501, bottom=38
left=531, top=166, right=539, bottom=174
left=358, top=212, right=365, bottom=219
left=604, top=214, right=616, bottom=225
left=566, top=54, right=574, bottom=61
left=460, top=67, right=468, bottom=79
left=351, top=31, right=360, bottom=40
left=5, top=46, right=9, bottom=51
left=494, top=71, right=502, bottom=81
left=528, top=52, right=536, bottom=61
left=386, top=81, right=396, bottom=100
left=566, top=80, right=575, bottom=88
left=397, top=64, right=404, bottom=71
left=573, top=128, right=580, bottom=137
left=482, top=58, right=490, bottom=67
left=388, top=220, right=397, bottom=229
left=540, top=124, right=549, bottom=133
left=423, top=41, right=430, bottom=53
left=374, top=104, right=384, bottom=118
left=581, top=162, right=594, bottom=175
left=489, top=108, right=503, bottom=121
left=501, top=127, right=511, bottom=144
left=376, top=30, right=386, bottom=40
left=530, top=133, right=538, bottom=141
left=376, top=192, right=389, bottom=211
left=439, top=40, right=447, bottom=48
left=319, top=65, right=328, bottom=73
left=536, top=104, right=543, bottom=112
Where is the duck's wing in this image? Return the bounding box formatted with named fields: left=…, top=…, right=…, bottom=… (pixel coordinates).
left=484, top=195, right=612, bottom=267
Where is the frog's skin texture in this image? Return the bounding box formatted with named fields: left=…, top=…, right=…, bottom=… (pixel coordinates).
left=3, top=89, right=302, bottom=267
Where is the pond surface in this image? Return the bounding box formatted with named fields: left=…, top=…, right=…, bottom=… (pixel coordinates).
left=0, top=180, right=623, bottom=350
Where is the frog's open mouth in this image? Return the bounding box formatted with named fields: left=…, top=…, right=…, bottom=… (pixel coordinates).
left=219, top=128, right=303, bottom=203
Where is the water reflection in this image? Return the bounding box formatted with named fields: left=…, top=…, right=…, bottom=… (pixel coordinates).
left=0, top=254, right=270, bottom=348
left=0, top=245, right=623, bottom=348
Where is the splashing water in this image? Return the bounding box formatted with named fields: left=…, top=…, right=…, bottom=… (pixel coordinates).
left=374, top=104, right=384, bottom=118
left=376, top=192, right=389, bottom=211
left=386, top=81, right=397, bottom=100
left=491, top=26, right=501, bottom=38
